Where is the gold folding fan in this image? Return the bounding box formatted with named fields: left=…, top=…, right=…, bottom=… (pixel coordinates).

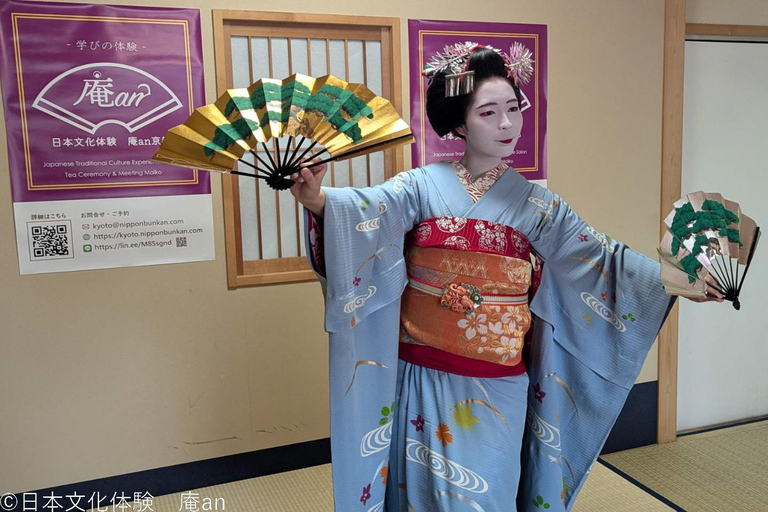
left=659, top=191, right=761, bottom=310
left=152, top=73, right=414, bottom=190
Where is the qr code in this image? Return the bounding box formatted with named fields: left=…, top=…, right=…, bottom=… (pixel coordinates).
left=176, top=237, right=187, bottom=248
left=28, top=220, right=74, bottom=260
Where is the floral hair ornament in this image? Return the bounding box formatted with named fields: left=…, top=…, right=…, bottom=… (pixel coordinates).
left=422, top=41, right=535, bottom=98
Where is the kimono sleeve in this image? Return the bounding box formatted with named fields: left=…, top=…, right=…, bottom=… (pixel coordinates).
left=303, top=170, right=423, bottom=333
left=524, top=186, right=675, bottom=389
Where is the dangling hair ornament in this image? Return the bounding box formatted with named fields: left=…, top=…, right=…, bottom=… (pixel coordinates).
left=423, top=41, right=534, bottom=98
left=423, top=41, right=479, bottom=97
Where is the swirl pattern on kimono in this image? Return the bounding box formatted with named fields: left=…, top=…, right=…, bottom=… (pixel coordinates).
left=580, top=292, right=626, bottom=332
left=526, top=406, right=561, bottom=451
left=527, top=196, right=555, bottom=227
left=361, top=420, right=393, bottom=457
left=405, top=438, right=490, bottom=493
left=585, top=226, right=616, bottom=254
left=392, top=173, right=410, bottom=194
left=527, top=197, right=552, bottom=215
left=344, top=286, right=378, bottom=313
left=356, top=218, right=381, bottom=232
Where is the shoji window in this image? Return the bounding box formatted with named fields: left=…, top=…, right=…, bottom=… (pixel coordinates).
left=212, top=11, right=404, bottom=286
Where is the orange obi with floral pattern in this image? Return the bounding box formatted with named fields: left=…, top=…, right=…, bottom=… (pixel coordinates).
left=399, top=217, right=534, bottom=376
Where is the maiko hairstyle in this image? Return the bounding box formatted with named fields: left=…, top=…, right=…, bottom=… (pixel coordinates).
left=425, top=47, right=523, bottom=139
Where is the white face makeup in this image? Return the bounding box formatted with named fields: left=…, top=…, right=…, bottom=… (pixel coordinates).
left=457, top=78, right=523, bottom=160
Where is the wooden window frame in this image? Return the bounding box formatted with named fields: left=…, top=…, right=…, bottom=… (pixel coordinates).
left=212, top=10, right=404, bottom=287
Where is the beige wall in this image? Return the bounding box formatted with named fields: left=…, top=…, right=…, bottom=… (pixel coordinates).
left=0, top=0, right=669, bottom=494
left=687, top=0, right=768, bottom=25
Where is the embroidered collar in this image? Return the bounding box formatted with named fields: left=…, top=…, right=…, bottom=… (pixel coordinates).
left=450, top=160, right=509, bottom=202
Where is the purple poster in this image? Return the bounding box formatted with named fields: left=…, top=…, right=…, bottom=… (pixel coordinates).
left=408, top=19, right=547, bottom=181
left=0, top=0, right=214, bottom=274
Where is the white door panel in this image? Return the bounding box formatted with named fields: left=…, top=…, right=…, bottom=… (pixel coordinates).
left=679, top=40, right=768, bottom=431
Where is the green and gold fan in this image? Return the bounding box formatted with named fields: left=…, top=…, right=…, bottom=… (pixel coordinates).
left=152, top=73, right=414, bottom=190
left=658, top=191, right=761, bottom=310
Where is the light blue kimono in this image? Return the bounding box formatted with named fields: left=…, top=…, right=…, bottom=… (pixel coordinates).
left=306, top=161, right=673, bottom=511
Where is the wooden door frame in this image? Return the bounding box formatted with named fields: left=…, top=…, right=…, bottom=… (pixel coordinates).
left=657, top=0, right=768, bottom=443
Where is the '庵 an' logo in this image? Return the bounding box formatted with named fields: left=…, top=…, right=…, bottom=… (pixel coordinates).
left=32, top=62, right=183, bottom=134
left=73, top=70, right=151, bottom=108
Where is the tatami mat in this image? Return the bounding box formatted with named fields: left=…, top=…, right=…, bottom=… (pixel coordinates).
left=570, top=462, right=673, bottom=511
left=92, top=461, right=669, bottom=511
left=100, top=464, right=336, bottom=512
left=602, top=420, right=768, bottom=511
left=88, top=420, right=767, bottom=511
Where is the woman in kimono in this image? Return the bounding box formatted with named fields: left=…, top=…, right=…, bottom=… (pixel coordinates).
left=290, top=45, right=721, bottom=512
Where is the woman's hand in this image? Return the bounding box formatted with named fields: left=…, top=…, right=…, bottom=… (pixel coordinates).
left=685, top=274, right=724, bottom=303
left=289, top=157, right=328, bottom=217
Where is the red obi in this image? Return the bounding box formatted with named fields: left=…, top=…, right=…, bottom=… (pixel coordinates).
left=399, top=217, right=539, bottom=377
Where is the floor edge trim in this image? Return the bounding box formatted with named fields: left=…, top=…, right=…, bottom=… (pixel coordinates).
left=596, top=457, right=686, bottom=511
